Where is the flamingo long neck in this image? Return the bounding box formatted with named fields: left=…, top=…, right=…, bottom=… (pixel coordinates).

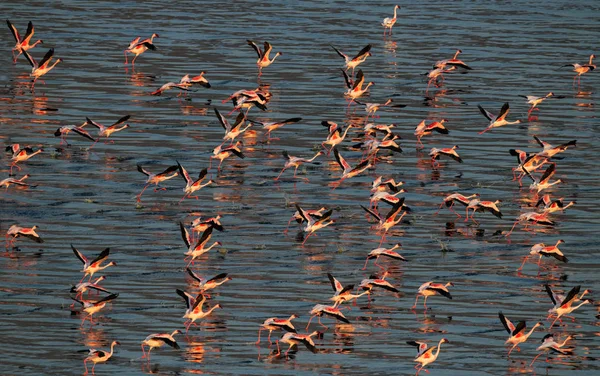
left=393, top=6, right=398, bottom=18
left=557, top=336, right=572, bottom=347
left=525, top=324, right=540, bottom=339
left=31, top=40, right=43, bottom=48
left=150, top=35, right=157, bottom=43
left=453, top=50, right=461, bottom=59
left=108, top=342, right=117, bottom=357
left=433, top=340, right=445, bottom=359
left=589, top=55, right=594, bottom=65
left=112, top=125, right=128, bottom=132
left=97, top=263, right=114, bottom=272
left=563, top=201, right=575, bottom=210
left=307, top=152, right=321, bottom=162
left=270, top=52, right=281, bottom=64
left=363, top=82, right=374, bottom=93
left=170, top=330, right=180, bottom=337
left=204, top=242, right=220, bottom=252
left=207, top=305, right=220, bottom=315
left=571, top=300, right=589, bottom=311
left=47, top=59, right=61, bottom=72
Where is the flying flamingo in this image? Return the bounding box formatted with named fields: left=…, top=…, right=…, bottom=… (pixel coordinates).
left=257, top=314, right=299, bottom=345
left=54, top=125, right=95, bottom=145
left=82, top=340, right=119, bottom=375
left=295, top=204, right=334, bottom=246
left=434, top=50, right=472, bottom=70
left=414, top=119, right=449, bottom=148
left=175, top=289, right=222, bottom=332
left=176, top=162, right=213, bottom=203
left=327, top=273, right=355, bottom=308
left=371, top=176, right=404, bottom=193
left=191, top=215, right=224, bottom=234
left=533, top=135, right=577, bottom=159
left=342, top=69, right=374, bottom=102
left=185, top=268, right=231, bottom=297
left=214, top=108, right=251, bottom=145
left=23, top=48, right=62, bottom=90
left=530, top=334, right=574, bottom=367
left=124, top=33, right=158, bottom=66
left=71, top=293, right=119, bottom=326
left=136, top=164, right=179, bottom=202
left=545, top=284, right=591, bottom=327
left=524, top=163, right=562, bottom=194
left=506, top=211, right=555, bottom=236
left=562, top=54, right=595, bottom=87
left=276, top=331, right=320, bottom=358
left=359, top=272, right=400, bottom=295
left=478, top=102, right=521, bottom=134
left=85, top=115, right=130, bottom=144
left=331, top=44, right=372, bottom=75
left=249, top=117, right=302, bottom=141
left=332, top=147, right=372, bottom=187
left=6, top=20, right=43, bottom=63
left=72, top=245, right=116, bottom=283
left=284, top=206, right=328, bottom=235
left=412, top=282, right=453, bottom=310
left=141, top=330, right=182, bottom=361
left=209, top=141, right=245, bottom=171
left=382, top=5, right=401, bottom=35
left=322, top=123, right=355, bottom=156
left=363, top=244, right=406, bottom=270
left=0, top=174, right=33, bottom=190
left=435, top=192, right=479, bottom=217
left=518, top=240, right=567, bottom=271
left=5, top=225, right=43, bottom=249
left=408, top=338, right=449, bottom=376
left=519, top=92, right=554, bottom=115
left=7, top=144, right=43, bottom=174
left=275, top=150, right=324, bottom=181
left=535, top=194, right=575, bottom=214
left=247, top=40, right=282, bottom=76
left=499, top=312, right=543, bottom=356
left=70, top=276, right=111, bottom=301
left=361, top=199, right=406, bottom=245
left=354, top=99, right=405, bottom=122
left=429, top=145, right=462, bottom=167
left=306, top=304, right=350, bottom=329
left=180, top=224, right=220, bottom=267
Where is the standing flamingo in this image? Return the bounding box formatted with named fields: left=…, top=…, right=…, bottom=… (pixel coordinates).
left=124, top=33, right=158, bottom=66
left=382, top=5, right=401, bottom=35
left=82, top=340, right=119, bottom=375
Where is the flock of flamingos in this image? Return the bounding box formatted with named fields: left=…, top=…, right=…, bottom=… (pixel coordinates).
left=3, top=4, right=597, bottom=375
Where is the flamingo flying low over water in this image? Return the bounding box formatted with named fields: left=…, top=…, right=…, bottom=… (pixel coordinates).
left=307, top=304, right=350, bottom=329
left=363, top=244, right=406, bottom=270
left=256, top=314, right=298, bottom=345
left=545, top=284, right=591, bottom=328
left=176, top=162, right=213, bottom=203
left=23, top=48, right=61, bottom=90
left=124, top=33, right=158, bottom=66
left=72, top=245, right=116, bottom=283
left=429, top=146, right=462, bottom=167
left=361, top=199, right=406, bottom=245
left=0, top=174, right=33, bottom=190
left=518, top=240, right=567, bottom=271
left=54, top=125, right=95, bottom=145
left=141, top=330, right=182, bottom=361
left=81, top=340, right=119, bottom=375
left=247, top=40, right=282, bottom=76
left=533, top=135, right=577, bottom=159
left=6, top=20, right=43, bottom=63
left=180, top=224, right=221, bottom=267
left=414, top=119, right=449, bottom=148
left=136, top=164, right=179, bottom=202
left=342, top=69, right=374, bottom=101
left=7, top=144, right=43, bottom=175
left=478, top=102, right=520, bottom=134
left=530, top=333, right=574, bottom=367
left=331, top=43, right=372, bottom=75
left=535, top=194, right=575, bottom=214
left=519, top=92, right=554, bottom=114
left=275, top=150, right=323, bottom=181
left=435, top=192, right=479, bottom=217
left=562, top=54, right=595, bottom=87
left=186, top=268, right=231, bottom=296
left=210, top=141, right=245, bottom=171
left=412, top=282, right=453, bottom=310
left=72, top=293, right=119, bottom=325
left=5, top=225, right=43, bottom=249
left=85, top=115, right=131, bottom=144
left=276, top=331, right=320, bottom=358
left=151, top=73, right=211, bottom=95
left=408, top=338, right=449, bottom=376
left=499, top=312, right=543, bottom=356
left=381, top=5, right=401, bottom=35
left=176, top=289, right=222, bottom=332
left=295, top=204, right=334, bottom=246
left=249, top=117, right=302, bottom=141
left=434, top=50, right=472, bottom=70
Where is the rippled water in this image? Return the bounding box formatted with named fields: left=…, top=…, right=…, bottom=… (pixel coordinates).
left=1, top=1, right=599, bottom=375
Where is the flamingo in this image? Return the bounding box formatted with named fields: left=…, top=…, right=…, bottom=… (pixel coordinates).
left=180, top=224, right=221, bottom=267
left=124, top=33, right=158, bottom=66
left=425, top=66, right=456, bottom=91
left=284, top=206, right=328, bottom=235
left=176, top=162, right=213, bottom=203
left=412, top=282, right=453, bottom=310
left=499, top=312, right=543, bottom=356
left=136, top=164, right=179, bottom=202
left=247, top=40, right=281, bottom=76
left=22, top=48, right=62, bottom=90
left=545, top=284, right=592, bottom=327
left=506, top=211, right=555, bottom=236
left=364, top=123, right=396, bottom=139
left=434, top=49, right=472, bottom=70
left=359, top=272, right=400, bottom=295
left=209, top=141, right=245, bottom=171
left=82, top=340, right=119, bottom=375
left=257, top=314, right=299, bottom=345
left=533, top=135, right=577, bottom=159
left=72, top=245, right=116, bottom=283
left=191, top=215, right=224, bottom=233
left=295, top=204, right=334, bottom=246
left=141, top=330, right=182, bottom=361
left=276, top=331, right=320, bottom=357
left=54, top=125, right=95, bottom=145
left=408, top=338, right=449, bottom=376
left=185, top=268, right=231, bottom=296
left=85, top=115, right=130, bottom=144
left=465, top=199, right=502, bottom=223
left=331, top=44, right=372, bottom=75
left=327, top=273, right=355, bottom=308
left=214, top=108, right=251, bottom=145
left=535, top=194, right=575, bottom=214
left=322, top=123, right=355, bottom=156
left=332, top=147, right=372, bottom=186
left=524, top=163, right=562, bottom=194
left=530, top=334, right=574, bottom=366
left=562, top=54, right=595, bottom=87
left=70, top=276, right=111, bottom=301
left=342, top=69, right=374, bottom=102
left=363, top=244, right=406, bottom=270
left=354, top=99, right=405, bottom=122
left=478, top=102, right=521, bottom=134
left=518, top=240, right=567, bottom=271
left=369, top=190, right=406, bottom=212
left=510, top=150, right=549, bottom=186
left=429, top=145, right=462, bottom=167
left=435, top=193, right=479, bottom=217
left=0, top=174, right=32, bottom=190
left=275, top=150, right=324, bottom=181
left=224, top=88, right=269, bottom=114
left=361, top=199, right=406, bottom=245
left=382, top=5, right=401, bottom=35
left=5, top=225, right=43, bottom=249
left=306, top=304, right=350, bottom=329
left=249, top=117, right=302, bottom=141
left=371, top=176, right=404, bottom=193
left=519, top=92, right=554, bottom=115
left=7, top=144, right=43, bottom=175
left=71, top=293, right=119, bottom=325
left=414, top=119, right=449, bottom=148
left=6, top=20, right=43, bottom=63
left=175, top=289, right=222, bottom=332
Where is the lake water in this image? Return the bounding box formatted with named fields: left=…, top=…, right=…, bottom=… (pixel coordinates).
left=1, top=1, right=599, bottom=375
